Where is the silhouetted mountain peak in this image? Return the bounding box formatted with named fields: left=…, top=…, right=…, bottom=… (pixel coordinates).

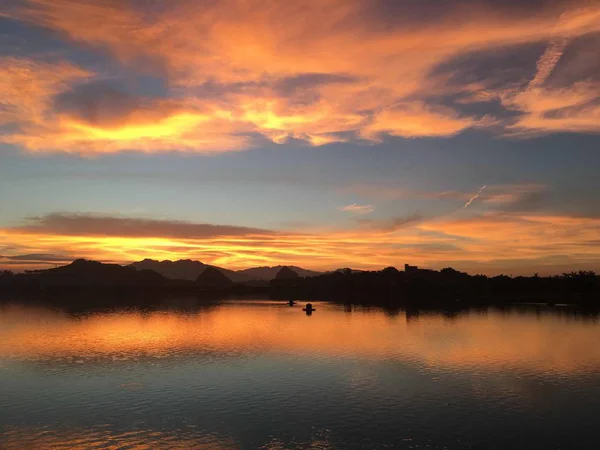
left=238, top=265, right=321, bottom=280
left=196, top=266, right=233, bottom=288
left=71, top=258, right=96, bottom=266
left=18, top=259, right=169, bottom=288
left=128, top=258, right=257, bottom=283
left=129, top=259, right=208, bottom=281
left=275, top=266, right=300, bottom=280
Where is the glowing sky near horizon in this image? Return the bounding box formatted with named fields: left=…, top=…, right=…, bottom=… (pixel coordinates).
left=1, top=0, right=600, bottom=275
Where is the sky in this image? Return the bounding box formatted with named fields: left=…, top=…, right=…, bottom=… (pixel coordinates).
left=1, top=0, right=600, bottom=275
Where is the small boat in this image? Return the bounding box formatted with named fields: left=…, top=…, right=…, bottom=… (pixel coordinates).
left=303, top=303, right=315, bottom=312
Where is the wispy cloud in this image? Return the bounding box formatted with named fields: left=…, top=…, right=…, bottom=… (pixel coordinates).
left=356, top=214, right=424, bottom=232
left=464, top=185, right=487, bottom=208
left=495, top=11, right=600, bottom=137
left=527, top=38, right=570, bottom=90
left=339, top=203, right=375, bottom=214
left=0, top=253, right=78, bottom=267
left=15, top=213, right=274, bottom=239
left=504, top=81, right=600, bottom=136
left=360, top=102, right=477, bottom=140
left=1, top=1, right=600, bottom=153
left=342, top=183, right=548, bottom=212
left=1, top=211, right=600, bottom=275
left=0, top=57, right=91, bottom=126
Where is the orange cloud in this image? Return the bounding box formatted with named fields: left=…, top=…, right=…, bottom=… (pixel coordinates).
left=501, top=81, right=600, bottom=136
left=6, top=108, right=253, bottom=154
left=527, top=38, right=570, bottom=90
left=361, top=103, right=477, bottom=139
left=2, top=0, right=600, bottom=153
left=421, top=213, right=600, bottom=270
left=13, top=0, right=598, bottom=85
left=0, top=57, right=91, bottom=126
left=1, top=212, right=599, bottom=275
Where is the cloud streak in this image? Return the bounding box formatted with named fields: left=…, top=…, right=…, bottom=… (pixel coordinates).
left=0, top=56, right=91, bottom=126
left=16, top=213, right=274, bottom=239
left=527, top=38, right=570, bottom=90
left=339, top=204, right=375, bottom=214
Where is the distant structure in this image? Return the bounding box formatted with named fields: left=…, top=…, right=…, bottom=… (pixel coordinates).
left=404, top=264, right=419, bottom=274
left=404, top=263, right=435, bottom=278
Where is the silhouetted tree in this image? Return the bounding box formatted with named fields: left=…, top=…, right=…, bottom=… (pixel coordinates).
left=0, top=270, right=14, bottom=287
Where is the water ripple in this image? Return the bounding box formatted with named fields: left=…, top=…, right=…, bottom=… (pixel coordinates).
left=1, top=301, right=600, bottom=449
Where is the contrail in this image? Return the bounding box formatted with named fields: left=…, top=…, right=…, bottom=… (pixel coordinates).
left=527, top=37, right=569, bottom=90
left=464, top=185, right=486, bottom=208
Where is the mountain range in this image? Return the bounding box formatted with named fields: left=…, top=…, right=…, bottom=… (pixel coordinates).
left=237, top=265, right=322, bottom=280
left=1, top=259, right=319, bottom=290
left=17, top=259, right=169, bottom=288
left=128, top=259, right=321, bottom=282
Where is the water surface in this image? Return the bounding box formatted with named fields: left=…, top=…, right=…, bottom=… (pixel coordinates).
left=1, top=299, right=599, bottom=449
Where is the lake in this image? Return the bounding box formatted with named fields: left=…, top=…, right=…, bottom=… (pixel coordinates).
left=1, top=299, right=599, bottom=449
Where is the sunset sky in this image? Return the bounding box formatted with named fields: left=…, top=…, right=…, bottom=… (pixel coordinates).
left=1, top=0, right=600, bottom=275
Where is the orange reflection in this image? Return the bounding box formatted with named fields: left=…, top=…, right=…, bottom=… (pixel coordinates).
left=0, top=425, right=238, bottom=450
left=1, top=303, right=599, bottom=376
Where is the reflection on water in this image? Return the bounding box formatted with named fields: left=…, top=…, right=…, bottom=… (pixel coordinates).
left=1, top=299, right=599, bottom=449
